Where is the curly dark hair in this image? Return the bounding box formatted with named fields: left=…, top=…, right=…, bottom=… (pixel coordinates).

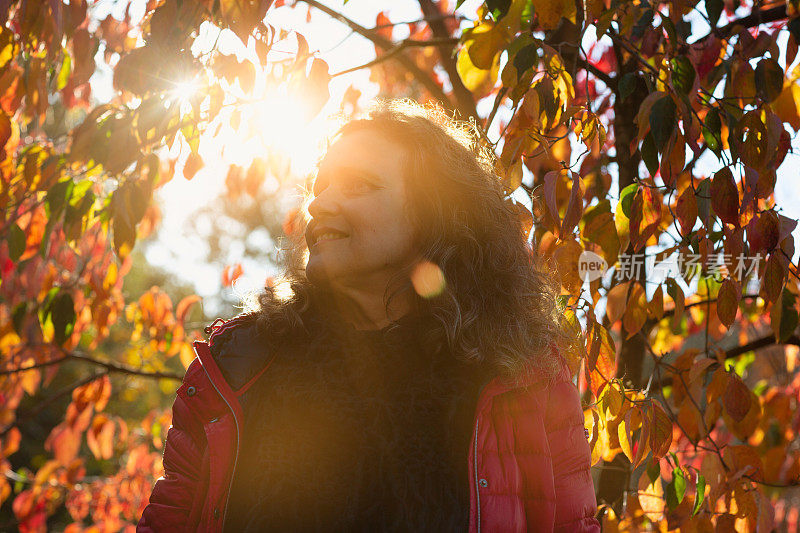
left=250, top=99, right=576, bottom=382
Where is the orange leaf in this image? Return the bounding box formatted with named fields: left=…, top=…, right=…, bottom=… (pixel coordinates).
left=659, top=131, right=685, bottom=188
left=44, top=423, right=80, bottom=466
left=87, top=414, right=116, bottom=460
left=629, top=185, right=662, bottom=252
left=623, top=281, right=648, bottom=339
left=649, top=402, right=672, bottom=459
left=763, top=251, right=785, bottom=303
left=638, top=469, right=665, bottom=523
left=606, top=281, right=630, bottom=325
left=176, top=295, right=201, bottom=325
left=72, top=375, right=111, bottom=412
left=675, top=186, right=697, bottom=237
left=723, top=373, right=751, bottom=422
left=633, top=405, right=651, bottom=468
left=585, top=319, right=616, bottom=397
left=560, top=171, right=584, bottom=239
left=716, top=277, right=740, bottom=328
left=183, top=152, right=204, bottom=180
left=724, top=445, right=764, bottom=482
left=222, top=263, right=244, bottom=287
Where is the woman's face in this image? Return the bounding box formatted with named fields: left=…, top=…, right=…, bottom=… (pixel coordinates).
left=305, top=130, right=418, bottom=291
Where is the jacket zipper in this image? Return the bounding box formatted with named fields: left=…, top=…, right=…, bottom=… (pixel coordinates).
left=473, top=419, right=481, bottom=533
left=200, top=364, right=240, bottom=531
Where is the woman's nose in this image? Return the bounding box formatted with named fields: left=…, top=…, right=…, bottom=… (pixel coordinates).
left=307, top=186, right=340, bottom=219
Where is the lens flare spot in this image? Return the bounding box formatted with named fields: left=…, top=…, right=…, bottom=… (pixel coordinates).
left=411, top=260, right=446, bottom=299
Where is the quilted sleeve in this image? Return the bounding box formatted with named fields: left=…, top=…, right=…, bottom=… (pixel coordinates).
left=543, top=378, right=601, bottom=532
left=138, top=363, right=207, bottom=532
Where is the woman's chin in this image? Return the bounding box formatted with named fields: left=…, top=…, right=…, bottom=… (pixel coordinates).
left=306, top=256, right=338, bottom=286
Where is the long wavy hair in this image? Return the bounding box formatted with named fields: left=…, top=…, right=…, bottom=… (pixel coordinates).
left=251, top=99, right=575, bottom=382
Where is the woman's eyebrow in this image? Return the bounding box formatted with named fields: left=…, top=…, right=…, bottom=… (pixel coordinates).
left=318, top=164, right=383, bottom=184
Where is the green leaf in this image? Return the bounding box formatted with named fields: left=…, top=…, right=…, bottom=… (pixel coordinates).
left=661, top=16, right=677, bottom=45
left=620, top=183, right=638, bottom=218
left=696, top=178, right=711, bottom=225
left=789, top=17, right=800, bottom=42
left=51, top=291, right=76, bottom=345
left=771, top=288, right=799, bottom=343
left=641, top=132, right=659, bottom=176
left=646, top=460, right=661, bottom=484
left=8, top=223, right=25, bottom=262
left=671, top=56, right=696, bottom=95
left=619, top=72, right=637, bottom=101
left=486, top=0, right=511, bottom=20
left=703, top=108, right=722, bottom=156
left=65, top=181, right=95, bottom=227
left=12, top=303, right=26, bottom=334
left=706, top=0, right=723, bottom=24
left=649, top=95, right=676, bottom=152
left=755, top=58, right=784, bottom=103
left=45, top=178, right=74, bottom=219
left=513, top=43, right=539, bottom=80
left=57, top=50, right=71, bottom=91
left=665, top=467, right=687, bottom=510
left=693, top=473, right=706, bottom=515
left=632, top=9, right=655, bottom=39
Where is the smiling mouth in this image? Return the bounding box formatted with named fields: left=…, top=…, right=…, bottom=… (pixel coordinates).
left=312, top=231, right=349, bottom=246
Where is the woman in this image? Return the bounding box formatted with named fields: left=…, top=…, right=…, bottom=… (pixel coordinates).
left=138, top=100, right=600, bottom=532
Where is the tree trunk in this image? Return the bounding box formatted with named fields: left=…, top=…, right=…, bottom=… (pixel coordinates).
left=595, top=43, right=650, bottom=515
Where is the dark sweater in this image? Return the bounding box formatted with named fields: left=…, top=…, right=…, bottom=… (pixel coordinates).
left=220, top=313, right=489, bottom=532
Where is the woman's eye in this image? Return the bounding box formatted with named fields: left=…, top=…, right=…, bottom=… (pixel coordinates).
left=342, top=178, right=374, bottom=194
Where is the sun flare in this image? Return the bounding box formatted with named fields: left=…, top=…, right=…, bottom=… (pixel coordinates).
left=201, top=85, right=332, bottom=181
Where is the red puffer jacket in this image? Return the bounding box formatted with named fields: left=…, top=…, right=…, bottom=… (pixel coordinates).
left=138, top=319, right=600, bottom=532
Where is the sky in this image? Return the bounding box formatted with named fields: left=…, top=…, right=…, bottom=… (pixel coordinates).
left=89, top=0, right=800, bottom=317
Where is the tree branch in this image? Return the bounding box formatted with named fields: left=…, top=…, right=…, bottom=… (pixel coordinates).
left=0, top=350, right=184, bottom=381
left=332, top=37, right=458, bottom=77
left=578, top=56, right=616, bottom=89
left=417, top=0, right=479, bottom=122
left=724, top=333, right=800, bottom=360
left=695, top=4, right=788, bottom=44
left=297, top=0, right=454, bottom=110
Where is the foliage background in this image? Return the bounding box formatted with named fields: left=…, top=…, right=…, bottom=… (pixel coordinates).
left=2, top=0, right=800, bottom=530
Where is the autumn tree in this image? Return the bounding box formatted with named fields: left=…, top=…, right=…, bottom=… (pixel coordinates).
left=2, top=0, right=800, bottom=530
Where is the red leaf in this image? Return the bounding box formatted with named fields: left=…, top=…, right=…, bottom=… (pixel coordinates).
left=675, top=186, right=697, bottom=237
left=629, top=185, right=662, bottom=251
left=747, top=210, right=780, bottom=254
left=763, top=252, right=785, bottom=303
left=12, top=490, right=47, bottom=533
left=710, top=167, right=739, bottom=226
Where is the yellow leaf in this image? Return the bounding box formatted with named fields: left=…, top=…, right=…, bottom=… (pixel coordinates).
left=457, top=44, right=499, bottom=94
left=464, top=22, right=506, bottom=70
left=532, top=0, right=576, bottom=30
left=638, top=471, right=665, bottom=523
left=773, top=81, right=800, bottom=131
